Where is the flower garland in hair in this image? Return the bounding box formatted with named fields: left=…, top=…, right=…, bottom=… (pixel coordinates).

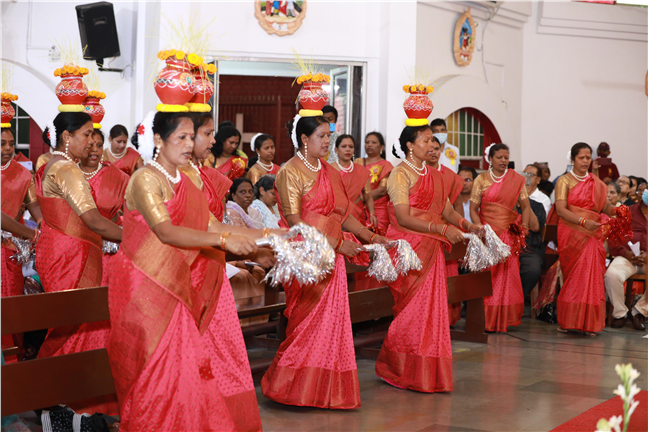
left=393, top=137, right=406, bottom=159
left=566, top=150, right=572, bottom=162
left=138, top=111, right=157, bottom=161
left=47, top=120, right=57, bottom=148
left=290, top=113, right=301, bottom=149
left=484, top=143, right=495, bottom=165
left=250, top=132, right=263, bottom=153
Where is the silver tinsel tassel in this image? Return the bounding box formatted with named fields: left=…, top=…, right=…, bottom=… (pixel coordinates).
left=260, top=223, right=336, bottom=287
left=482, top=224, right=511, bottom=263
left=363, top=244, right=398, bottom=283
left=1, top=230, right=34, bottom=265
left=392, top=239, right=422, bottom=275
left=102, top=240, right=120, bottom=255
left=461, top=224, right=511, bottom=272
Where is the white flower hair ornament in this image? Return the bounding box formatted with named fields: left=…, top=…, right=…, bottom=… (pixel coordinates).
left=138, top=111, right=157, bottom=161
left=290, top=113, right=301, bottom=149
left=250, top=133, right=263, bottom=153
left=393, top=137, right=406, bottom=159
left=566, top=150, right=572, bottom=161
left=484, top=143, right=495, bottom=165
left=47, top=120, right=57, bottom=148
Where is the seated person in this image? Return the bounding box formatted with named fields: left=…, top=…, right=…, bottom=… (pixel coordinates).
left=250, top=175, right=280, bottom=229
left=226, top=178, right=264, bottom=229
left=607, top=182, right=622, bottom=207
left=604, top=190, right=647, bottom=330
left=519, top=166, right=547, bottom=299
left=458, top=166, right=478, bottom=223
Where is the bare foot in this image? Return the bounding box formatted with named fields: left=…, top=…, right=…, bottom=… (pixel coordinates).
left=557, top=327, right=568, bottom=333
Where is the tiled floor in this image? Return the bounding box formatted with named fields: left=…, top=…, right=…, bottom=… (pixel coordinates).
left=255, top=317, right=648, bottom=432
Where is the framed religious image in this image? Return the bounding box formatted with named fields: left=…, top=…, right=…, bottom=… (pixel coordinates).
left=453, top=8, right=476, bottom=67
left=254, top=1, right=307, bottom=36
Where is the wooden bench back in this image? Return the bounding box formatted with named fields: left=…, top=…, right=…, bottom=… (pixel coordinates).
left=1, top=286, right=116, bottom=417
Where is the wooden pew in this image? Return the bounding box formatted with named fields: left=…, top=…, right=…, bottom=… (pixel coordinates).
left=1, top=287, right=116, bottom=417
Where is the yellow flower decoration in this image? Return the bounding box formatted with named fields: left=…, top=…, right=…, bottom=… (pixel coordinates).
left=410, top=85, right=417, bottom=92
left=426, top=86, right=434, bottom=94
left=418, top=84, right=424, bottom=91
left=403, top=85, right=410, bottom=93
left=176, top=51, right=185, bottom=60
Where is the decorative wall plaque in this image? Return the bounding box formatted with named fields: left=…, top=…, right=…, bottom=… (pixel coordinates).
left=254, top=1, right=306, bottom=37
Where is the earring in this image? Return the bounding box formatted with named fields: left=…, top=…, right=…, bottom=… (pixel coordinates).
left=304, top=143, right=308, bottom=159
left=65, top=140, right=70, bottom=156
left=154, top=146, right=160, bottom=161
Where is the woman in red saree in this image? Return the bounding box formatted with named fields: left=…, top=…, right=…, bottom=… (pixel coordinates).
left=211, top=125, right=247, bottom=180
left=355, top=132, right=393, bottom=235
left=555, top=142, right=615, bottom=336
left=247, top=133, right=280, bottom=184
left=108, top=112, right=263, bottom=431
left=78, top=129, right=129, bottom=287
left=102, top=125, right=143, bottom=176
left=262, top=115, right=389, bottom=409
left=427, top=135, right=465, bottom=325
left=35, top=113, right=123, bottom=360
left=1, top=128, right=42, bottom=299
left=377, top=125, right=480, bottom=393
left=333, top=134, right=378, bottom=227
left=470, top=143, right=532, bottom=333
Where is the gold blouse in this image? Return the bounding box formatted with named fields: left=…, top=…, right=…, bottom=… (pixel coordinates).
left=470, top=171, right=529, bottom=205
left=247, top=164, right=273, bottom=185
left=387, top=165, right=419, bottom=206
left=42, top=160, right=97, bottom=216
left=178, top=163, right=204, bottom=191
left=204, top=153, right=215, bottom=168
left=555, top=174, right=580, bottom=201
left=24, top=178, right=37, bottom=206
left=35, top=151, right=52, bottom=172
left=275, top=161, right=316, bottom=216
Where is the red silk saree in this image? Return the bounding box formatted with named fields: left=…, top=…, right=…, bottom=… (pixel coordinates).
left=556, top=175, right=608, bottom=332
left=377, top=167, right=453, bottom=393
left=108, top=175, right=261, bottom=431
left=262, top=161, right=361, bottom=409
left=199, top=165, right=232, bottom=221
left=364, top=160, right=393, bottom=235
left=109, top=148, right=141, bottom=176
left=216, top=155, right=247, bottom=181
left=440, top=165, right=464, bottom=326
left=340, top=163, right=371, bottom=225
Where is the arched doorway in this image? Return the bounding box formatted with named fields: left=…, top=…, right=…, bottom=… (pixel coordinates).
left=7, top=102, right=44, bottom=164
left=445, top=107, right=501, bottom=170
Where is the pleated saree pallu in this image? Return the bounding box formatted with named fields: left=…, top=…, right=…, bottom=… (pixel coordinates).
left=262, top=162, right=361, bottom=409
left=477, top=171, right=526, bottom=332
left=340, top=163, right=371, bottom=225
left=376, top=167, right=453, bottom=393
left=108, top=176, right=261, bottom=432
left=556, top=175, right=608, bottom=332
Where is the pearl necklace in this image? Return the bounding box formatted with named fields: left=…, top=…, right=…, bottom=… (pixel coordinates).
left=189, top=160, right=201, bottom=175
left=52, top=151, right=73, bottom=162
left=1, top=159, right=11, bottom=171
left=78, top=163, right=102, bottom=180
left=570, top=168, right=589, bottom=182
left=489, top=168, right=507, bottom=183
left=107, top=146, right=127, bottom=159
left=404, top=157, right=427, bottom=176
left=257, top=159, right=274, bottom=171
left=336, top=160, right=354, bottom=173
left=146, top=160, right=181, bottom=184
left=297, top=151, right=321, bottom=172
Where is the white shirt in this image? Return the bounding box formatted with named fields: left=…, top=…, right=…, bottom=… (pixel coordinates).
left=462, top=199, right=472, bottom=223
left=529, top=188, right=552, bottom=216
left=439, top=142, right=460, bottom=173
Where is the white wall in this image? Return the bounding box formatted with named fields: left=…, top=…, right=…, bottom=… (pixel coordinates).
left=521, top=1, right=648, bottom=178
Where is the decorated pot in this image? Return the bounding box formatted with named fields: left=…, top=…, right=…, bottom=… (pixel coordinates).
left=154, top=59, right=196, bottom=106
left=298, top=81, right=329, bottom=112
left=188, top=68, right=214, bottom=105
left=1, top=100, right=15, bottom=125
left=55, top=75, right=88, bottom=106
left=403, top=91, right=433, bottom=121
left=83, top=97, right=105, bottom=127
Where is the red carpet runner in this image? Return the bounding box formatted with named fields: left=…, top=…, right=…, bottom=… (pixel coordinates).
left=551, top=391, right=647, bottom=432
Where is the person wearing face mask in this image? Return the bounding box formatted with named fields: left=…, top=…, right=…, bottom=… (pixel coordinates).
left=322, top=105, right=340, bottom=162
left=554, top=143, right=617, bottom=336
left=77, top=129, right=129, bottom=288
left=430, top=118, right=460, bottom=173
left=246, top=132, right=280, bottom=184
left=470, top=143, right=532, bottom=333
left=604, top=188, right=647, bottom=331
left=103, top=124, right=143, bottom=176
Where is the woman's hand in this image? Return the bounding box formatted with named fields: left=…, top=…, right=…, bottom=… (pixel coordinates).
left=225, top=234, right=257, bottom=256
left=468, top=223, right=484, bottom=234
left=583, top=219, right=600, bottom=232
left=338, top=240, right=361, bottom=257
left=369, top=215, right=379, bottom=228
left=253, top=248, right=276, bottom=269
left=445, top=226, right=465, bottom=244
left=270, top=228, right=288, bottom=236
left=372, top=235, right=391, bottom=245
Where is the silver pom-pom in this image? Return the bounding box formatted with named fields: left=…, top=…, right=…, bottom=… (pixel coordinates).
left=363, top=244, right=398, bottom=283
left=461, top=225, right=511, bottom=272
left=1, top=230, right=34, bottom=265
left=102, top=240, right=120, bottom=255
left=482, top=224, right=511, bottom=263
left=260, top=223, right=335, bottom=287
left=392, top=239, right=422, bottom=275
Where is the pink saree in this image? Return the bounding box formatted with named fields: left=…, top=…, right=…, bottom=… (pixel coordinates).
left=556, top=175, right=608, bottom=332
left=440, top=165, right=464, bottom=326
left=376, top=167, right=453, bottom=393
left=262, top=162, right=361, bottom=409
left=478, top=170, right=526, bottom=332
left=216, top=155, right=247, bottom=181
left=108, top=175, right=261, bottom=431
left=340, top=163, right=371, bottom=225
left=365, top=160, right=393, bottom=235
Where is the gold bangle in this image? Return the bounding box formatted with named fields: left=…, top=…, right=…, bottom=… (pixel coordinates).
left=220, top=232, right=231, bottom=251
left=428, top=222, right=433, bottom=233
left=263, top=228, right=271, bottom=238
left=357, top=226, right=367, bottom=236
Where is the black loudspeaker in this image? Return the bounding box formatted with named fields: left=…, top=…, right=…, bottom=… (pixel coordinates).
left=76, top=2, right=120, bottom=68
